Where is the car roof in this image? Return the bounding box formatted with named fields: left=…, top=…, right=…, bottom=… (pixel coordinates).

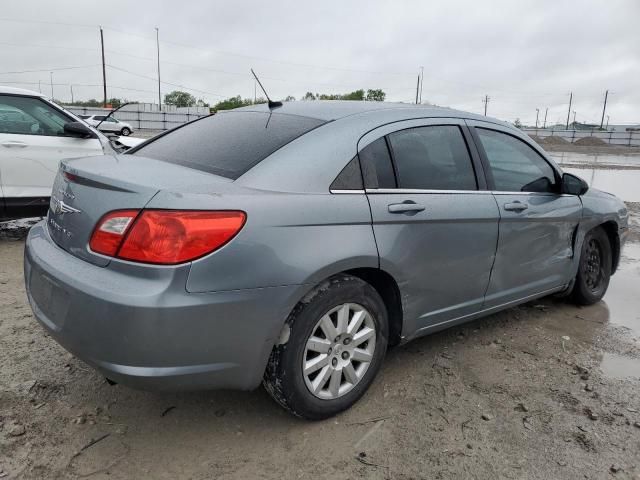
left=0, top=85, right=46, bottom=97
left=234, top=100, right=500, bottom=124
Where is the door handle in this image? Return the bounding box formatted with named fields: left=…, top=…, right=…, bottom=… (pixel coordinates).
left=504, top=201, right=528, bottom=212
left=388, top=202, right=426, bottom=214
left=1, top=141, right=28, bottom=148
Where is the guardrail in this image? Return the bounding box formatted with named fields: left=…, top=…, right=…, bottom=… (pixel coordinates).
left=522, top=128, right=640, bottom=147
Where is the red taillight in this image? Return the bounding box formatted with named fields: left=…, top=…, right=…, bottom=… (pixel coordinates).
left=89, top=210, right=246, bottom=265
left=89, top=210, right=140, bottom=256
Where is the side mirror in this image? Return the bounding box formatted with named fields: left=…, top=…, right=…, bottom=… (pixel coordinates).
left=63, top=121, right=95, bottom=139
left=561, top=173, right=589, bottom=196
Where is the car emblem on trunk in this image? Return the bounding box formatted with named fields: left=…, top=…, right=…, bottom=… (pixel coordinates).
left=50, top=197, right=81, bottom=215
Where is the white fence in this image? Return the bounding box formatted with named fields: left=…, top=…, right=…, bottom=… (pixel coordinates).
left=67, top=105, right=210, bottom=131
left=523, top=128, right=640, bottom=147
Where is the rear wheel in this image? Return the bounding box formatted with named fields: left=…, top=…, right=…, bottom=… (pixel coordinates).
left=263, top=274, right=388, bottom=420
left=120, top=127, right=131, bottom=136
left=571, top=227, right=611, bottom=305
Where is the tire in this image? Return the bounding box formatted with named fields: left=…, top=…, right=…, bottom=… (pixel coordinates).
left=571, top=227, right=612, bottom=305
left=120, top=127, right=131, bottom=136
left=263, top=274, right=388, bottom=420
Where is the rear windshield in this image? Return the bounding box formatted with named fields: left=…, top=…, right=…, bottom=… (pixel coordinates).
left=131, top=111, right=326, bottom=179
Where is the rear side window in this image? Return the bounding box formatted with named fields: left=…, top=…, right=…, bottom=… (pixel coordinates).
left=476, top=128, right=557, bottom=193
left=388, top=125, right=477, bottom=190
left=359, top=137, right=396, bottom=188
left=132, top=111, right=325, bottom=179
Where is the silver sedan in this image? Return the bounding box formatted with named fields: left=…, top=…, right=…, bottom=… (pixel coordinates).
left=24, top=101, right=628, bottom=419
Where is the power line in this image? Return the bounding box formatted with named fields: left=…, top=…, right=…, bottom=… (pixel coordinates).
left=0, top=17, right=95, bottom=28
left=0, top=40, right=95, bottom=52
left=0, top=18, right=415, bottom=77
left=0, top=64, right=99, bottom=75
left=106, top=64, right=229, bottom=98
left=0, top=80, right=159, bottom=94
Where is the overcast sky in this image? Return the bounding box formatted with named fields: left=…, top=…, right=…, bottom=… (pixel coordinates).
left=1, top=0, right=638, bottom=125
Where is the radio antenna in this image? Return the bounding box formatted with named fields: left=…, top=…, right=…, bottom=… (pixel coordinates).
left=251, top=69, right=282, bottom=109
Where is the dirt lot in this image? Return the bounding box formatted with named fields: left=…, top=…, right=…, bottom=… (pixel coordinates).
left=2, top=179, right=640, bottom=480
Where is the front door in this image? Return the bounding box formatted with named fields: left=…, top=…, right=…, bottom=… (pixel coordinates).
left=360, top=119, right=500, bottom=336
left=0, top=94, right=103, bottom=200
left=468, top=122, right=582, bottom=306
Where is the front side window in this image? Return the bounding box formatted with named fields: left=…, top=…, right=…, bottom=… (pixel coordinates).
left=476, top=128, right=557, bottom=193
left=387, top=125, right=477, bottom=190
left=0, top=95, right=72, bottom=136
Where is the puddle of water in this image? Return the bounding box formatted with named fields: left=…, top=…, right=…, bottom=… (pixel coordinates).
left=602, top=242, right=640, bottom=336
left=563, top=167, right=640, bottom=202
left=550, top=151, right=640, bottom=168
left=600, top=352, right=640, bottom=380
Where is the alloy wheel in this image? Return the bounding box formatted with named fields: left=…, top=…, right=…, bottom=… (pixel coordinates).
left=302, top=303, right=377, bottom=400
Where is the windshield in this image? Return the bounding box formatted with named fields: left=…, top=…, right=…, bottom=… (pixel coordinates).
left=131, top=111, right=325, bottom=179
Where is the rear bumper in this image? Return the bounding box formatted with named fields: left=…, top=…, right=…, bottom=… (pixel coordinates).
left=24, top=222, right=303, bottom=391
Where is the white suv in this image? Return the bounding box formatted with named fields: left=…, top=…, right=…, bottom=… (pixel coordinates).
left=80, top=115, right=133, bottom=136
left=0, top=86, right=141, bottom=220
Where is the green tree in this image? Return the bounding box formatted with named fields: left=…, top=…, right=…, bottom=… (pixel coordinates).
left=284, top=95, right=296, bottom=102
left=107, top=98, right=124, bottom=107
left=366, top=89, right=385, bottom=102
left=514, top=118, right=523, bottom=129
left=341, top=89, right=365, bottom=101
left=302, top=92, right=316, bottom=101
left=212, top=96, right=251, bottom=111
left=164, top=90, right=196, bottom=107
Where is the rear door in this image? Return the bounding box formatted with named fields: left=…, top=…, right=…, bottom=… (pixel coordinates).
left=467, top=121, right=582, bottom=306
left=0, top=94, right=103, bottom=200
left=361, top=118, right=500, bottom=336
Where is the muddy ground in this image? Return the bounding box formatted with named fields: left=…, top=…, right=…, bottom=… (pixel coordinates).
left=2, top=175, right=640, bottom=480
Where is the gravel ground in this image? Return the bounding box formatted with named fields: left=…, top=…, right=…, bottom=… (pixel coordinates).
left=1, top=152, right=640, bottom=479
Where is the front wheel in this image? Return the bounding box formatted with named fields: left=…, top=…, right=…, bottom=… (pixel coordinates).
left=120, top=127, right=131, bottom=136
left=571, top=227, right=612, bottom=305
left=263, top=274, right=388, bottom=420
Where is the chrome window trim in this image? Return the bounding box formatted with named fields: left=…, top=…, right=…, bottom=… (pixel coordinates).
left=334, top=188, right=576, bottom=197
left=362, top=188, right=575, bottom=197
left=365, top=188, right=491, bottom=195
left=491, top=191, right=574, bottom=197
left=330, top=189, right=366, bottom=194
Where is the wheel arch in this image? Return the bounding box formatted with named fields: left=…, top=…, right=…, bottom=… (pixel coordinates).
left=274, top=266, right=404, bottom=352
left=345, top=267, right=404, bottom=347
left=599, top=220, right=620, bottom=273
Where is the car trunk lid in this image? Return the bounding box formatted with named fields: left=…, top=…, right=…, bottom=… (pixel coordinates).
left=48, top=154, right=232, bottom=266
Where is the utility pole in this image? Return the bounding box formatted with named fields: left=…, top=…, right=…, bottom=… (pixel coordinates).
left=535, top=108, right=539, bottom=128
left=600, top=89, right=609, bottom=129
left=566, top=92, right=572, bottom=129
left=254, top=80, right=257, bottom=103
left=482, top=95, right=490, bottom=116
left=606, top=115, right=610, bottom=130
left=419, top=66, right=424, bottom=104
left=100, top=27, right=107, bottom=107
left=70, top=84, right=74, bottom=104
left=415, top=74, right=420, bottom=104
left=38, top=80, right=41, bottom=93
left=543, top=107, right=548, bottom=128
left=50, top=72, right=54, bottom=99
left=572, top=111, right=576, bottom=126
left=155, top=27, right=161, bottom=111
